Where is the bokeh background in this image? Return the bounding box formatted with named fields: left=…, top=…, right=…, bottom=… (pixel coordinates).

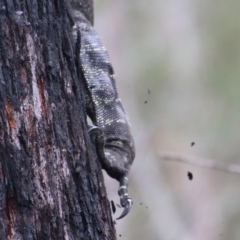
left=95, top=1, right=240, bottom=239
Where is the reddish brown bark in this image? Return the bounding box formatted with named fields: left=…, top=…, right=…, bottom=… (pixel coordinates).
left=0, top=0, right=116, bottom=239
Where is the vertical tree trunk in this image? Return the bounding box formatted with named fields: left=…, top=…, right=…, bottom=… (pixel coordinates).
left=0, top=0, right=116, bottom=239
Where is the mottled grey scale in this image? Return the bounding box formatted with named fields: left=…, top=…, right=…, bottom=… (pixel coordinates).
left=70, top=0, right=135, bottom=220
left=80, top=27, right=135, bottom=170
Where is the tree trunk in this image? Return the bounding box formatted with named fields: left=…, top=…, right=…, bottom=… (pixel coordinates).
left=0, top=0, right=116, bottom=239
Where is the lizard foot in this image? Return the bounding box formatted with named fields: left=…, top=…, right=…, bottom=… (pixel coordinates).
left=88, top=125, right=133, bottom=220
left=116, top=195, right=132, bottom=220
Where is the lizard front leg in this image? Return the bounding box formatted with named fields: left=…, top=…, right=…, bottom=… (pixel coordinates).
left=88, top=126, right=133, bottom=220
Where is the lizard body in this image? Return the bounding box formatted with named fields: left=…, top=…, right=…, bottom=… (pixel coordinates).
left=70, top=0, right=135, bottom=219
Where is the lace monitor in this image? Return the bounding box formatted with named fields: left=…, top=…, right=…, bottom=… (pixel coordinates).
left=70, top=0, right=135, bottom=220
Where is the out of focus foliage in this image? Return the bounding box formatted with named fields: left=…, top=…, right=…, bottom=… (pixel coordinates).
left=95, top=1, right=240, bottom=239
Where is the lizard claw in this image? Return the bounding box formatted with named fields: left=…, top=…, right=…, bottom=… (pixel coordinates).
left=88, top=125, right=103, bottom=138
left=116, top=177, right=132, bottom=220
left=116, top=196, right=132, bottom=220
left=88, top=125, right=106, bottom=160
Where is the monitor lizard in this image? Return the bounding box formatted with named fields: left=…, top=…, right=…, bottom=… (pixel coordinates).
left=70, top=0, right=135, bottom=220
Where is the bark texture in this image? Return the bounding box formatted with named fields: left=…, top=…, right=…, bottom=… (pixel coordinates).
left=0, top=0, right=116, bottom=239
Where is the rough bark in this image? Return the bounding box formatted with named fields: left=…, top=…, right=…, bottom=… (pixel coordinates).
left=0, top=0, right=116, bottom=239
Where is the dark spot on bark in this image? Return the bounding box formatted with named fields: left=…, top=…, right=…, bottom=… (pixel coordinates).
left=51, top=103, right=56, bottom=111
left=111, top=200, right=116, bottom=214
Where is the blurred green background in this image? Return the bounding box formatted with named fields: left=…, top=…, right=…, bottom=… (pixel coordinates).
left=95, top=1, right=240, bottom=239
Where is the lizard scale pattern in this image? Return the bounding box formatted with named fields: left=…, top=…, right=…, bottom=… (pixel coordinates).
left=70, top=0, right=135, bottom=220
